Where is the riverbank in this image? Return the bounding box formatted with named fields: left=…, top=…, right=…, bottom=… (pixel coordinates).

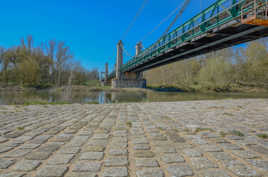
left=1, top=84, right=268, bottom=94
left=147, top=84, right=268, bottom=93
left=1, top=85, right=268, bottom=105
left=0, top=99, right=267, bottom=176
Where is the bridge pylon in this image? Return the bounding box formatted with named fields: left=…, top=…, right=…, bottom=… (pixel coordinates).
left=112, top=40, right=146, bottom=88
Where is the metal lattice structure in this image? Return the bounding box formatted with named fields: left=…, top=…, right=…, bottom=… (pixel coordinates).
left=108, top=0, right=268, bottom=79
left=241, top=0, right=268, bottom=25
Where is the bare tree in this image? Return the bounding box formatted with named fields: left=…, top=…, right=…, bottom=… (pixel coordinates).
left=55, top=42, right=72, bottom=87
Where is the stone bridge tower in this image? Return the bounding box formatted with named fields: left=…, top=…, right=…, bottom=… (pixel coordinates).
left=112, top=40, right=146, bottom=88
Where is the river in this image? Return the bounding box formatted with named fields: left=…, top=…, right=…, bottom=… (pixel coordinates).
left=0, top=88, right=268, bottom=105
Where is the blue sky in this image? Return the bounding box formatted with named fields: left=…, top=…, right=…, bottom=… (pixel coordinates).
left=0, top=0, right=216, bottom=72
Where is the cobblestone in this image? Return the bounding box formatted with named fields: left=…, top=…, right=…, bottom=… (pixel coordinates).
left=0, top=99, right=267, bottom=177
left=13, top=160, right=41, bottom=171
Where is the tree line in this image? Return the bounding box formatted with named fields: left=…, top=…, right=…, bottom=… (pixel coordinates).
left=0, top=36, right=99, bottom=88
left=144, top=39, right=268, bottom=92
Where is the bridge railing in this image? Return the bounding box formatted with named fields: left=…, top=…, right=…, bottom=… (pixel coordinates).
left=109, top=0, right=258, bottom=78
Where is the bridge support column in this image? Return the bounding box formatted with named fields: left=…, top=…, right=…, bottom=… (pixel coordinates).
left=116, top=40, right=123, bottom=80
left=135, top=42, right=144, bottom=79
left=103, top=62, right=110, bottom=86
left=101, top=62, right=111, bottom=86
left=112, top=41, right=146, bottom=88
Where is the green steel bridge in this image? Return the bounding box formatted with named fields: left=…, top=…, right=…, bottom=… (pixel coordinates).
left=108, top=0, right=268, bottom=79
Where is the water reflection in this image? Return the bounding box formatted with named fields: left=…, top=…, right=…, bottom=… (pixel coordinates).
left=0, top=88, right=267, bottom=105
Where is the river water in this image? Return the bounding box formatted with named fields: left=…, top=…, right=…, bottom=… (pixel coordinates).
left=0, top=88, right=268, bottom=105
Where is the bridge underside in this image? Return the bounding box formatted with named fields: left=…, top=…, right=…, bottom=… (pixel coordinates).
left=129, top=24, right=268, bottom=72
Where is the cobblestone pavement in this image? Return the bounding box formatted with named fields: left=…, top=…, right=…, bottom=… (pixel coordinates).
left=0, top=99, right=268, bottom=177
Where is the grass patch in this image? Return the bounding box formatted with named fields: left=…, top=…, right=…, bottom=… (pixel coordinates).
left=220, top=131, right=227, bottom=137
left=195, top=128, right=214, bottom=133
left=158, top=127, right=166, bottom=131
left=17, top=127, right=24, bottom=131
left=230, top=130, right=244, bottom=137
left=87, top=101, right=99, bottom=104
left=223, top=112, right=234, bottom=116
left=23, top=101, right=70, bottom=106
left=126, top=121, right=132, bottom=128
left=257, top=133, right=268, bottom=139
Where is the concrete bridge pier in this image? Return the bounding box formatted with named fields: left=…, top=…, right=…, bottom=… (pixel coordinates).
left=112, top=41, right=146, bottom=88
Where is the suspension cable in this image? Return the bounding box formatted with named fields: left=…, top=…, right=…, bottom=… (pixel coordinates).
left=122, top=46, right=133, bottom=58
left=121, top=0, right=149, bottom=40
left=162, top=0, right=191, bottom=37
left=141, top=2, right=184, bottom=41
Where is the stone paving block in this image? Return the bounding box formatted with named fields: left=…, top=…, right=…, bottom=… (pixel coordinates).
left=167, top=131, right=186, bottom=143
left=155, top=146, right=176, bottom=153
left=135, top=158, right=159, bottom=167
left=5, top=140, right=23, bottom=148
left=104, top=157, right=128, bottom=167
left=72, top=161, right=102, bottom=172
left=190, top=157, right=218, bottom=170
left=111, top=137, right=128, bottom=144
left=166, top=164, right=194, bottom=177
left=50, top=134, right=73, bottom=142
left=200, top=144, right=223, bottom=152
left=226, top=160, right=262, bottom=177
left=37, top=143, right=61, bottom=153
left=65, top=172, right=97, bottom=177
left=113, top=130, right=127, bottom=137
left=0, top=172, right=25, bottom=177
left=110, top=142, right=127, bottom=149
left=5, top=131, right=25, bottom=139
left=0, top=159, right=15, bottom=169
left=132, top=138, right=149, bottom=144
left=92, top=133, right=109, bottom=140
left=133, top=144, right=150, bottom=150
left=83, top=146, right=105, bottom=152
left=183, top=149, right=203, bottom=157
left=4, top=149, right=31, bottom=158
left=29, top=135, right=50, bottom=144
left=87, top=140, right=108, bottom=147
left=160, top=153, right=185, bottom=163
left=231, top=150, right=259, bottom=159
left=102, top=167, right=128, bottom=177
left=18, top=143, right=40, bottom=149
left=58, top=147, right=80, bottom=154
left=134, top=151, right=155, bottom=158
left=25, top=151, right=52, bottom=160
left=0, top=137, right=8, bottom=143
left=47, top=154, right=74, bottom=165
left=248, top=160, right=268, bottom=171
left=13, top=160, right=41, bottom=171
left=209, top=152, right=235, bottom=162
left=108, top=148, right=127, bottom=156
left=136, top=168, right=164, bottom=177
left=14, top=136, right=33, bottom=142
left=36, top=165, right=68, bottom=177
left=152, top=135, right=168, bottom=141
left=0, top=145, right=14, bottom=153
left=191, top=138, right=209, bottom=145
left=219, top=143, right=243, bottom=150
left=68, top=136, right=89, bottom=147
left=175, top=143, right=194, bottom=150
left=247, top=145, right=268, bottom=155
left=79, top=152, right=104, bottom=160
left=198, top=169, right=231, bottom=177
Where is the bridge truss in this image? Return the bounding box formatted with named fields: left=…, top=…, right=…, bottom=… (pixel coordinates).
left=109, top=0, right=268, bottom=79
